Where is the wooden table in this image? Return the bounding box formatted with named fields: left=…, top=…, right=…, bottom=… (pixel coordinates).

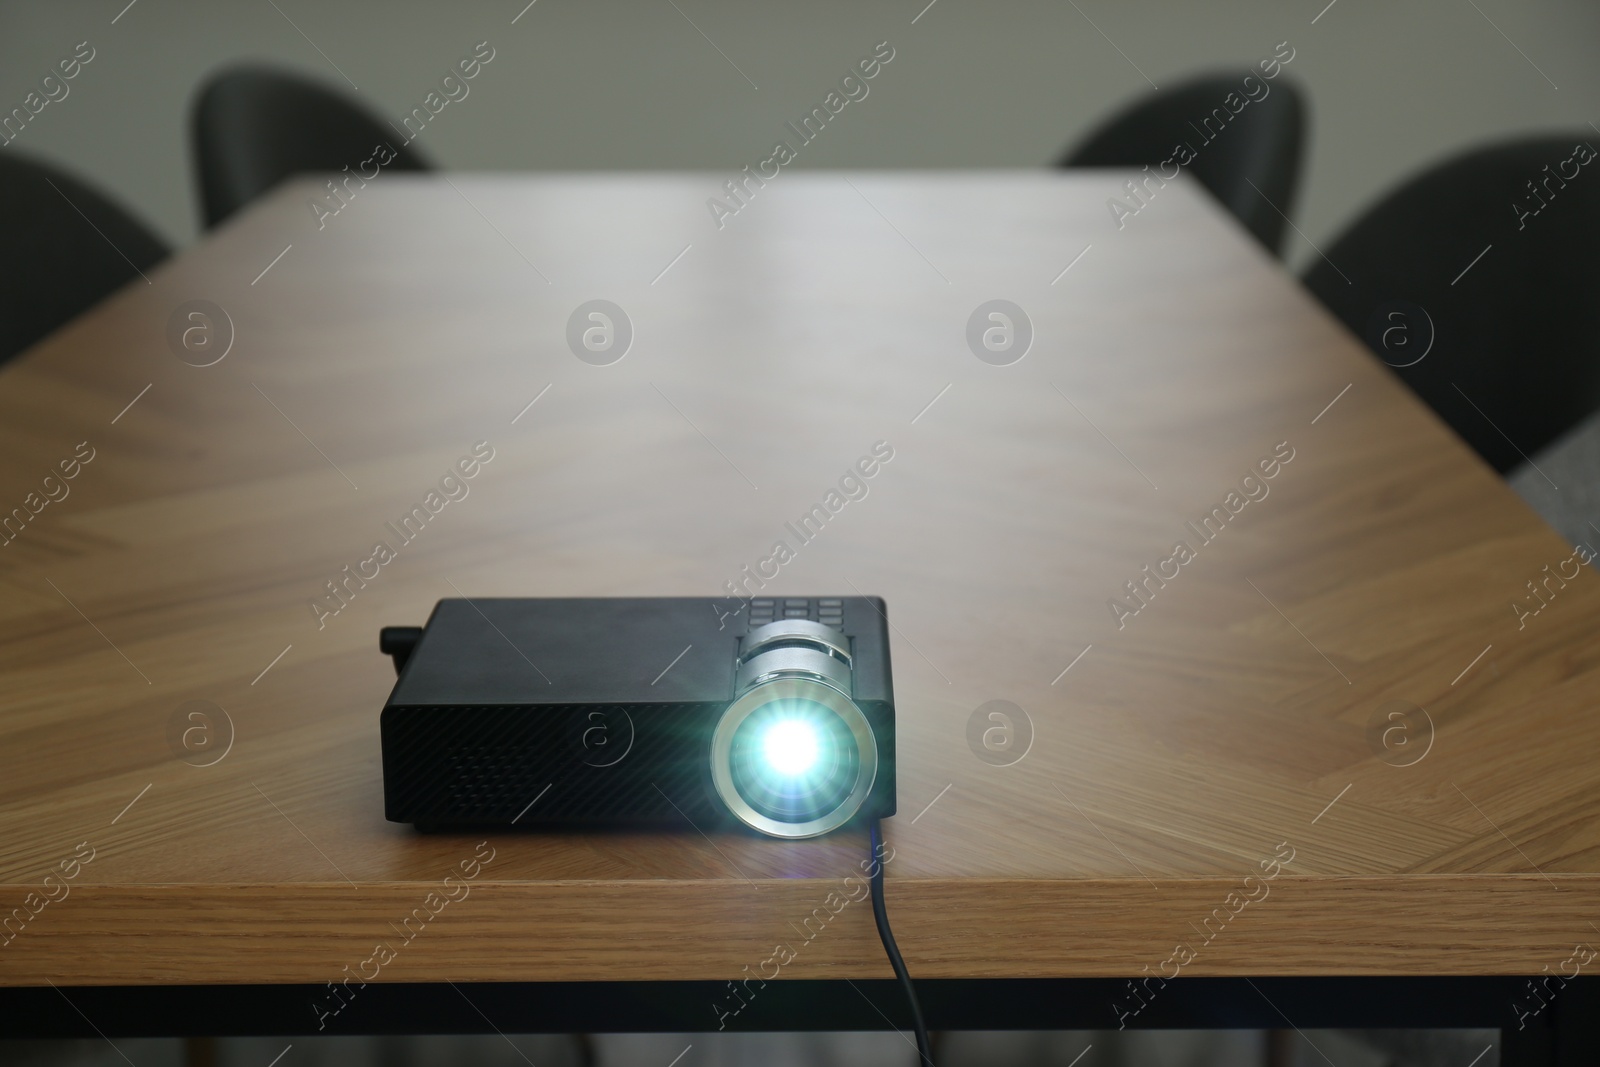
left=2, top=172, right=1597, bottom=1052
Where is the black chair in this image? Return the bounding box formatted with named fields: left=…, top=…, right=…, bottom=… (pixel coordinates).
left=1304, top=136, right=1600, bottom=473
left=191, top=65, right=431, bottom=228
left=1060, top=72, right=1307, bottom=254
left=0, top=153, right=169, bottom=365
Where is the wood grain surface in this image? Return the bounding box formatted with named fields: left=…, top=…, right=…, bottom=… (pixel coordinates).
left=0, top=172, right=1596, bottom=989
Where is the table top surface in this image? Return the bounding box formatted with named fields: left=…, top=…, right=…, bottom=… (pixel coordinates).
left=1, top=170, right=1596, bottom=989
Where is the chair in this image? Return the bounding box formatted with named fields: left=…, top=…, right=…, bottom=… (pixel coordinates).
left=1060, top=72, right=1307, bottom=254
left=1304, top=135, right=1600, bottom=473
left=191, top=65, right=431, bottom=228
left=0, top=153, right=169, bottom=365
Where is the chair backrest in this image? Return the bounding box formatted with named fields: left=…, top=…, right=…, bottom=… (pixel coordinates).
left=0, top=153, right=169, bottom=366
left=191, top=65, right=431, bottom=228
left=1304, top=136, right=1600, bottom=473
left=1061, top=72, right=1307, bottom=254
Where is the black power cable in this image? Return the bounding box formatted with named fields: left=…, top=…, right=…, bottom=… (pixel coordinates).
left=868, top=819, right=933, bottom=1067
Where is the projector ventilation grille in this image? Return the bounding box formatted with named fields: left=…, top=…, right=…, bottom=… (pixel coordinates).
left=383, top=703, right=722, bottom=826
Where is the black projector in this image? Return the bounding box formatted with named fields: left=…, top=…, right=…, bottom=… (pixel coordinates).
left=379, top=596, right=896, bottom=838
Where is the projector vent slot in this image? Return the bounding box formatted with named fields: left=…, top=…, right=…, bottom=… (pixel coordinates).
left=383, top=703, right=722, bottom=825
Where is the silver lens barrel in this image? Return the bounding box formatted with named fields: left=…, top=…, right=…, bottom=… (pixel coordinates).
left=735, top=645, right=851, bottom=695
left=738, top=618, right=851, bottom=670
left=710, top=618, right=878, bottom=838
left=734, top=618, right=854, bottom=697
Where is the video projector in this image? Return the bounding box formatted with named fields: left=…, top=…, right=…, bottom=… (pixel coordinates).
left=379, top=596, right=896, bottom=838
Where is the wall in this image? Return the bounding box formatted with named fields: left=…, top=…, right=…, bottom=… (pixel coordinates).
left=2, top=0, right=1595, bottom=268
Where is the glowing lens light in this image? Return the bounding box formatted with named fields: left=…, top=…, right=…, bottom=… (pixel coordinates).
left=762, top=718, right=820, bottom=777
left=713, top=680, right=878, bottom=839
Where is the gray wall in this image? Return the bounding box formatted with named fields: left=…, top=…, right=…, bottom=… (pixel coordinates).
left=3, top=0, right=1594, bottom=266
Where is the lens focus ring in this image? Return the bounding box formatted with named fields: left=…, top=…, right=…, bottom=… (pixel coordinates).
left=734, top=645, right=850, bottom=695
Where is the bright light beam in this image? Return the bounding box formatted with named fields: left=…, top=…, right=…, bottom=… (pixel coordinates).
left=763, top=719, right=820, bottom=776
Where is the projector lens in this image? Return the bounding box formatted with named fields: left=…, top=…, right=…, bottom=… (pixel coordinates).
left=762, top=717, right=821, bottom=776
left=729, top=698, right=859, bottom=824
left=711, top=678, right=877, bottom=839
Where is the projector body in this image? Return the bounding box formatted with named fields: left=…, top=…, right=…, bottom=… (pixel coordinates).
left=381, top=596, right=896, bottom=836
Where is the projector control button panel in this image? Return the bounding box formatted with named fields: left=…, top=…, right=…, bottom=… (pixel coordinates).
left=747, top=597, right=846, bottom=630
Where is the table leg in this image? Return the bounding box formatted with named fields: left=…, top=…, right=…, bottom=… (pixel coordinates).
left=1554, top=979, right=1600, bottom=1067
left=1501, top=1025, right=1552, bottom=1067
